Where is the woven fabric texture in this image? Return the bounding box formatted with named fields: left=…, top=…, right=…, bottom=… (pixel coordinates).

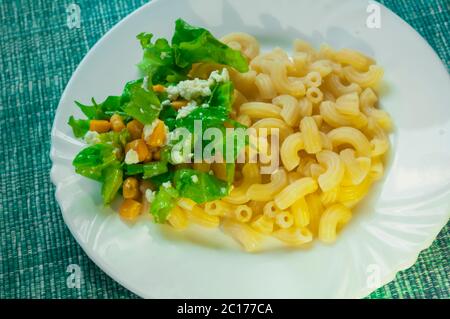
left=0, top=0, right=448, bottom=299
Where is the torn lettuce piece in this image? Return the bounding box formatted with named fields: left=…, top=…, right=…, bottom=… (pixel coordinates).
left=208, top=81, right=234, bottom=112
left=68, top=116, right=90, bottom=138
left=101, top=162, right=123, bottom=204
left=72, top=143, right=117, bottom=181
left=122, top=82, right=162, bottom=124
left=75, top=96, right=122, bottom=120
left=137, top=33, right=188, bottom=85
left=173, top=168, right=229, bottom=204
left=171, top=19, right=249, bottom=73
left=150, top=185, right=179, bottom=223
left=98, top=129, right=130, bottom=149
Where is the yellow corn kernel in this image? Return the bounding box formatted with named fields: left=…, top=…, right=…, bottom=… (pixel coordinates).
left=119, top=199, right=142, bottom=221
left=171, top=100, right=188, bottom=109
left=147, top=120, right=166, bottom=147
left=125, top=139, right=150, bottom=162
left=122, top=177, right=140, bottom=200
left=89, top=120, right=111, bottom=133
left=110, top=114, right=125, bottom=132
left=152, top=84, right=166, bottom=92
left=152, top=149, right=161, bottom=161
left=126, top=120, right=144, bottom=140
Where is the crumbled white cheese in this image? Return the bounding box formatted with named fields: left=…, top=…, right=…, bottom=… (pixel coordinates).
left=165, top=68, right=229, bottom=101
left=143, top=119, right=159, bottom=140
left=191, top=175, right=199, bottom=183
left=124, top=149, right=140, bottom=164
left=162, top=181, right=172, bottom=189
left=161, top=99, right=171, bottom=106
left=176, top=100, right=198, bottom=119
left=208, top=68, right=229, bottom=84
left=145, top=189, right=155, bottom=203
left=84, top=131, right=100, bottom=145
left=166, top=78, right=212, bottom=101
left=220, top=187, right=227, bottom=193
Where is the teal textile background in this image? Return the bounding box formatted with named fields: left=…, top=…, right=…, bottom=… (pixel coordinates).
left=0, top=0, right=448, bottom=298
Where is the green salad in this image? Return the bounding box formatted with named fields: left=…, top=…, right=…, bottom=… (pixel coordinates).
left=68, top=19, right=249, bottom=223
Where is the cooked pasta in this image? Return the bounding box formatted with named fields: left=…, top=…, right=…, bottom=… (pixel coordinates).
left=73, top=23, right=392, bottom=252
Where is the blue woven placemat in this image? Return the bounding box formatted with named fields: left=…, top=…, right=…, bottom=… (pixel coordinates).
left=0, top=0, right=448, bottom=299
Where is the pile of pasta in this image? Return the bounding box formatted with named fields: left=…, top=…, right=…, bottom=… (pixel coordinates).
left=167, top=32, right=393, bottom=252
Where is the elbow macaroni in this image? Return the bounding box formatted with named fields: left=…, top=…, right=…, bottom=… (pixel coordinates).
left=161, top=34, right=392, bottom=252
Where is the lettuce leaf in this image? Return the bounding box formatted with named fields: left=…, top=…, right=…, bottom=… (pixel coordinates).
left=68, top=116, right=90, bottom=138
left=209, top=81, right=234, bottom=112
left=159, top=103, right=177, bottom=131
left=150, top=185, right=179, bottom=223
left=122, top=81, right=162, bottom=124
left=173, top=168, right=229, bottom=203
left=101, top=162, right=123, bottom=204
left=171, top=19, right=248, bottom=73
left=98, top=129, right=130, bottom=149
left=72, top=144, right=117, bottom=181
left=75, top=96, right=122, bottom=120
left=137, top=33, right=188, bottom=85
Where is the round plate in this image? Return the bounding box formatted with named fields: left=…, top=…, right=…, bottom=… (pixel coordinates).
left=50, top=0, right=450, bottom=298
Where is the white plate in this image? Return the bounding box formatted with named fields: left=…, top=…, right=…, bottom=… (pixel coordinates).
left=50, top=0, right=450, bottom=298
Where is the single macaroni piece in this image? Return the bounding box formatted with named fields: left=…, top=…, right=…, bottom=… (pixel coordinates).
left=340, top=149, right=371, bottom=185
left=204, top=200, right=233, bottom=217
left=335, top=92, right=360, bottom=116
left=224, top=163, right=261, bottom=204
left=273, top=227, right=313, bottom=246
left=333, top=48, right=375, bottom=71
left=220, top=32, right=260, bottom=60
left=251, top=215, right=274, bottom=234
left=275, top=210, right=295, bottom=228
left=239, top=102, right=282, bottom=119
left=234, top=205, right=253, bottom=223
left=342, top=65, right=384, bottom=89
left=251, top=118, right=293, bottom=141
left=324, top=74, right=362, bottom=97
left=300, top=117, right=322, bottom=154
left=184, top=206, right=220, bottom=228
left=320, top=101, right=368, bottom=129
left=318, top=204, right=352, bottom=243
left=291, top=197, right=310, bottom=227
left=247, top=168, right=288, bottom=201
left=316, top=150, right=345, bottom=192
left=320, top=187, right=339, bottom=207
left=263, top=201, right=279, bottom=218
left=274, top=177, right=318, bottom=210
left=167, top=206, right=188, bottom=230
left=222, top=219, right=262, bottom=252
left=280, top=132, right=304, bottom=171
left=327, top=126, right=372, bottom=157
left=255, top=73, right=277, bottom=99
left=304, top=71, right=322, bottom=88
left=298, top=96, right=313, bottom=117
left=272, top=95, right=302, bottom=127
